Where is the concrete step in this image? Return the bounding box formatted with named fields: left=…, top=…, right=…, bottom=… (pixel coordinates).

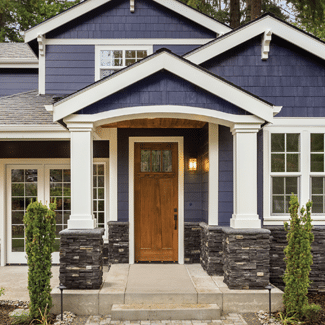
left=111, top=303, right=221, bottom=321
left=125, top=292, right=197, bottom=304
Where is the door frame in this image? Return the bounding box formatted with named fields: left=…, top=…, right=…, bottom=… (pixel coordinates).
left=129, top=137, right=184, bottom=264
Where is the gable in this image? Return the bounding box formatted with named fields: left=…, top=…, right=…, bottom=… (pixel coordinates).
left=201, top=35, right=325, bottom=117
left=46, top=0, right=216, bottom=39
left=77, top=70, right=248, bottom=115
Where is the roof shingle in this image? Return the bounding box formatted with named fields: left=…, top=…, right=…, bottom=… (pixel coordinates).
left=0, top=43, right=38, bottom=60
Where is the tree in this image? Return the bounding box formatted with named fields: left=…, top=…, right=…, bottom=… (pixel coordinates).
left=0, top=0, right=82, bottom=42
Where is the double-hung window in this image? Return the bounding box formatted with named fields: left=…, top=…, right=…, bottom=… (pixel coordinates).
left=95, top=46, right=153, bottom=81
left=271, top=133, right=300, bottom=214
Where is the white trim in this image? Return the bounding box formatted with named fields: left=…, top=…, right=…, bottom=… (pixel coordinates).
left=261, top=29, right=272, bottom=60
left=54, top=52, right=274, bottom=122
left=24, top=0, right=230, bottom=43
left=65, top=106, right=265, bottom=128
left=0, top=60, right=38, bottom=68
left=263, top=124, right=325, bottom=226
left=0, top=163, right=6, bottom=266
left=109, top=128, right=118, bottom=221
left=128, top=137, right=184, bottom=265
left=185, top=15, right=325, bottom=64
left=208, top=123, right=219, bottom=225
left=94, top=45, right=153, bottom=81
left=38, top=35, right=46, bottom=95
left=45, top=38, right=214, bottom=45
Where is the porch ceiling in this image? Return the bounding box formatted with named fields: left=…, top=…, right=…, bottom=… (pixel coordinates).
left=101, top=118, right=206, bottom=129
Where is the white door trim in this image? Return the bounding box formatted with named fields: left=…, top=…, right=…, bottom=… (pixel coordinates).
left=129, top=136, right=184, bottom=264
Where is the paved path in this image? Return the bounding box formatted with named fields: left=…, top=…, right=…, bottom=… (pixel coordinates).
left=74, top=314, right=248, bottom=325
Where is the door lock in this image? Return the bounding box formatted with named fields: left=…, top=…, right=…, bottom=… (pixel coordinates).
left=174, top=214, right=177, bottom=230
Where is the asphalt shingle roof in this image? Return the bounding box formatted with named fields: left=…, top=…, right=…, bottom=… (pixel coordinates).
left=0, top=90, right=62, bottom=125
left=0, top=43, right=38, bottom=60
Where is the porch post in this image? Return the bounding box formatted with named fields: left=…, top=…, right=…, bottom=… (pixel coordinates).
left=230, top=124, right=261, bottom=228
left=67, top=122, right=96, bottom=229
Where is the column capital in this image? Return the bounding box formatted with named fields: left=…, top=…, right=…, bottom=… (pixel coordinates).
left=230, top=123, right=261, bottom=135
left=66, top=121, right=94, bottom=132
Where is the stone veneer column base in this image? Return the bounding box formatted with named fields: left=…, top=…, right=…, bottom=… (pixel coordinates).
left=108, top=221, right=129, bottom=264
left=59, top=228, right=104, bottom=289
left=223, top=228, right=270, bottom=289
left=200, top=223, right=223, bottom=275
left=184, top=222, right=201, bottom=264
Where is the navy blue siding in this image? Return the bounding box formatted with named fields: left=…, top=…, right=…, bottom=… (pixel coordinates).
left=0, top=69, right=38, bottom=97
left=79, top=71, right=247, bottom=115
left=46, top=45, right=95, bottom=94
left=117, top=128, right=204, bottom=223
left=47, top=0, right=216, bottom=39
left=201, top=35, right=325, bottom=117
left=199, top=124, right=209, bottom=223
left=153, top=45, right=201, bottom=56
left=257, top=130, right=263, bottom=223
left=218, top=125, right=233, bottom=226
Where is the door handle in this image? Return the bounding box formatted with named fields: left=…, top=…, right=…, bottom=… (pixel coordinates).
left=174, top=214, right=177, bottom=230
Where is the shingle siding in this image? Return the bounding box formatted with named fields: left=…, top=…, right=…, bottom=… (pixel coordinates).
left=201, top=35, right=325, bottom=117
left=46, top=45, right=95, bottom=94
left=46, top=0, right=216, bottom=39
left=0, top=69, right=38, bottom=97
left=79, top=70, right=247, bottom=115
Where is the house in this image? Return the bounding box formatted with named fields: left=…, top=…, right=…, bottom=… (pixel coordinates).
left=1, top=0, right=325, bottom=291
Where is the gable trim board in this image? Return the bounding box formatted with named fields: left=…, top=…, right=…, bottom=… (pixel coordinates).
left=185, top=14, right=325, bottom=64
left=0, top=59, right=38, bottom=68
left=51, top=51, right=278, bottom=123
left=23, top=0, right=231, bottom=43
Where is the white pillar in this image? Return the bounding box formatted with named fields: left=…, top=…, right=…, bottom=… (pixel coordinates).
left=67, top=122, right=96, bottom=229
left=109, top=128, right=118, bottom=221
left=208, top=123, right=219, bottom=225
left=230, top=124, right=261, bottom=228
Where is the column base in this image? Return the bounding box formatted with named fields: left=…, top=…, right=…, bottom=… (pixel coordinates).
left=59, top=228, right=104, bottom=289
left=230, top=214, right=261, bottom=228
left=68, top=215, right=96, bottom=229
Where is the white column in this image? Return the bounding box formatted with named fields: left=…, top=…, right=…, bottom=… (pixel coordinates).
left=67, top=122, right=96, bottom=229
left=208, top=123, right=219, bottom=225
left=37, top=34, right=46, bottom=95
left=109, top=128, right=118, bottom=221
left=230, top=124, right=261, bottom=228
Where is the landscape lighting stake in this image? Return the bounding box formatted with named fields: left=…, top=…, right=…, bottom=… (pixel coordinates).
left=58, top=284, right=67, bottom=321
left=265, top=284, right=273, bottom=319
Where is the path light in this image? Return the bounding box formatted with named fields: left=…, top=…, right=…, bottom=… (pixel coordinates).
left=265, top=284, right=274, bottom=319
left=58, top=284, right=67, bottom=321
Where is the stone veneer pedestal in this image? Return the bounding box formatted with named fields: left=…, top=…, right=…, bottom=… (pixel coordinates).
left=59, top=228, right=104, bottom=289
left=222, top=227, right=270, bottom=289
left=108, top=221, right=129, bottom=264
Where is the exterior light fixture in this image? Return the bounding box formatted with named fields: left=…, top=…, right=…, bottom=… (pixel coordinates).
left=189, top=158, right=197, bottom=171
left=58, top=283, right=67, bottom=321
left=265, top=283, right=273, bottom=319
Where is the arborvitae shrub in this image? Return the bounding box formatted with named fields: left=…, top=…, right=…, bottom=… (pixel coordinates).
left=24, top=200, right=56, bottom=319
left=283, top=195, right=313, bottom=318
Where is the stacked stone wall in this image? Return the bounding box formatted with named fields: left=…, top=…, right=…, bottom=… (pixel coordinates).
left=59, top=228, right=104, bottom=289
left=223, top=228, right=270, bottom=289
left=200, top=223, right=223, bottom=275
left=108, top=221, right=129, bottom=264
left=184, top=222, right=201, bottom=263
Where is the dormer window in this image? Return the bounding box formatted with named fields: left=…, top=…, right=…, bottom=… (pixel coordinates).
left=95, top=46, right=153, bottom=81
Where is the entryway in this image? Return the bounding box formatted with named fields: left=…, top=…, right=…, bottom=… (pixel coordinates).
left=134, top=143, right=178, bottom=262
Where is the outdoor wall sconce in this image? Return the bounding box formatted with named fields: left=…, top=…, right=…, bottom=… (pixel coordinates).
left=189, top=158, right=197, bottom=171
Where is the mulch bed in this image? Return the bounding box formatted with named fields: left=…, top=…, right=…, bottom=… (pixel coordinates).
left=304, top=293, right=325, bottom=325
left=0, top=304, right=56, bottom=325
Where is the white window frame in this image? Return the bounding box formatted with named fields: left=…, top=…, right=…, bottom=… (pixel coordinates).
left=2, top=158, right=109, bottom=265
left=264, top=120, right=325, bottom=225
left=95, top=45, right=153, bottom=81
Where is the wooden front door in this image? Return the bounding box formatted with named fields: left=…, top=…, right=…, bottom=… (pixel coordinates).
left=134, top=143, right=178, bottom=262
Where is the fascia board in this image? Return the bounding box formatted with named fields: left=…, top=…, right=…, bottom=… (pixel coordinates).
left=153, top=0, right=231, bottom=34
left=24, top=0, right=230, bottom=43
left=24, top=0, right=110, bottom=43
left=186, top=16, right=325, bottom=64
left=54, top=53, right=273, bottom=122
left=0, top=59, right=38, bottom=68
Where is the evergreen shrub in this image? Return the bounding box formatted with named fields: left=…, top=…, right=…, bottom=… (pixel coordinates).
left=24, top=200, right=56, bottom=320
left=283, top=195, right=314, bottom=319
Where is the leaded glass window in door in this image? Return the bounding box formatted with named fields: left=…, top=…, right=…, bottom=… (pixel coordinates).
left=140, top=149, right=172, bottom=172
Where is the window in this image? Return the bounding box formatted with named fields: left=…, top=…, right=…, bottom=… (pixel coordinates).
left=95, top=46, right=153, bottom=81
left=311, top=133, right=324, bottom=172
left=270, top=133, right=300, bottom=215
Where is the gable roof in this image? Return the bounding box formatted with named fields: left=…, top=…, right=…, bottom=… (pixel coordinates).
left=52, top=49, right=278, bottom=123
left=24, top=0, right=231, bottom=43
left=0, top=43, right=38, bottom=68
left=185, top=13, right=325, bottom=64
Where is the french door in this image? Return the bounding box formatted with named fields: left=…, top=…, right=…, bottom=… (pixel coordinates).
left=7, top=162, right=106, bottom=264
